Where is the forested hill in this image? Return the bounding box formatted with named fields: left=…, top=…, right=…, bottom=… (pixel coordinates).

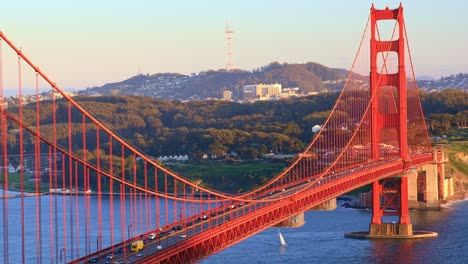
left=78, top=62, right=351, bottom=100
left=72, top=93, right=339, bottom=159
left=12, top=89, right=466, bottom=160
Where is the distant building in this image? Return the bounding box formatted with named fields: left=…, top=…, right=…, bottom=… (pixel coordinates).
left=158, top=155, right=189, bottom=162
left=223, top=90, right=232, bottom=101
left=281, top=87, right=300, bottom=98
left=242, top=83, right=282, bottom=101
left=243, top=85, right=257, bottom=100
left=0, top=165, right=17, bottom=174
left=256, top=83, right=282, bottom=99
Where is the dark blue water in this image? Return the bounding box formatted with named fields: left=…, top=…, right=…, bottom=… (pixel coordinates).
left=202, top=199, right=468, bottom=264
left=1, top=195, right=467, bottom=263
left=0, top=194, right=216, bottom=263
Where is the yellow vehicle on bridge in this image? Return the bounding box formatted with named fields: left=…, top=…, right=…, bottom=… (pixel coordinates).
left=131, top=240, right=144, bottom=252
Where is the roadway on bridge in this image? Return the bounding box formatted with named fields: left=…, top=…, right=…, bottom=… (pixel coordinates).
left=82, top=162, right=360, bottom=264
left=83, top=157, right=413, bottom=264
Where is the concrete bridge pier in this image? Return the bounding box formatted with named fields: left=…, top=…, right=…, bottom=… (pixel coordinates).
left=275, top=212, right=305, bottom=228
left=407, top=165, right=439, bottom=209
left=408, top=149, right=451, bottom=209
left=346, top=159, right=443, bottom=239
left=274, top=198, right=336, bottom=229
left=345, top=174, right=438, bottom=239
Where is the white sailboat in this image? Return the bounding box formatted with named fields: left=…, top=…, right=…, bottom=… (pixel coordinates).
left=278, top=229, right=287, bottom=247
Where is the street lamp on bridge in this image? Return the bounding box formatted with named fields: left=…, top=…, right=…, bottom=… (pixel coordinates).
left=128, top=224, right=134, bottom=240
left=96, top=236, right=102, bottom=252
left=60, top=248, right=66, bottom=264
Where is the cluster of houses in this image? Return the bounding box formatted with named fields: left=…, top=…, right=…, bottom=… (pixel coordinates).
left=0, top=165, right=22, bottom=174
left=1, top=91, right=76, bottom=109
left=157, top=155, right=189, bottom=162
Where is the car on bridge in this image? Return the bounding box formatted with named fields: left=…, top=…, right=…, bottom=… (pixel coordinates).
left=131, top=240, right=144, bottom=252
left=199, top=214, right=208, bottom=220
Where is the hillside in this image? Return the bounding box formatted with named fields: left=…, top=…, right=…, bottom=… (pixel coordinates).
left=78, top=62, right=351, bottom=100
left=5, top=90, right=465, bottom=193
left=438, top=130, right=468, bottom=199
left=418, top=73, right=468, bottom=92
left=447, top=142, right=468, bottom=199
left=78, top=61, right=468, bottom=101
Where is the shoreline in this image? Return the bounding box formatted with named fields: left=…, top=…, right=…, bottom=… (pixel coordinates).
left=441, top=193, right=468, bottom=206
left=0, top=191, right=145, bottom=199
left=3, top=188, right=467, bottom=205
left=339, top=192, right=468, bottom=211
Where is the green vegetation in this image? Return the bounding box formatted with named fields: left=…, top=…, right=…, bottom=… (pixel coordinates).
left=444, top=141, right=468, bottom=175
left=22, top=182, right=50, bottom=193
left=0, top=173, right=30, bottom=183
left=167, top=160, right=289, bottom=193
left=446, top=128, right=468, bottom=142
left=0, top=173, right=49, bottom=193
left=421, top=89, right=468, bottom=136
left=6, top=89, right=465, bottom=161
left=449, top=155, right=468, bottom=175
left=11, top=93, right=338, bottom=159
left=3, top=89, right=466, bottom=192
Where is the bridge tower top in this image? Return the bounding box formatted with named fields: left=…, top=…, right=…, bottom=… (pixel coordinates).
left=369, top=4, right=409, bottom=162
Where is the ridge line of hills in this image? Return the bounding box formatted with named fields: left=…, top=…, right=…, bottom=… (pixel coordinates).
left=78, top=61, right=468, bottom=101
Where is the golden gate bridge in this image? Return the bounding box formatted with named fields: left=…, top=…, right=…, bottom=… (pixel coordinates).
left=0, top=4, right=446, bottom=264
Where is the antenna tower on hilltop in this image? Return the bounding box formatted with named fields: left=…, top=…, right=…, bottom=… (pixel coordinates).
left=225, top=21, right=235, bottom=71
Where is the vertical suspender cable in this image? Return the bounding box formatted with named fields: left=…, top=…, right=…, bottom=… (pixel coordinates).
left=144, top=161, right=149, bottom=233
left=96, top=127, right=102, bottom=252
left=74, top=161, right=79, bottom=257
left=34, top=72, right=43, bottom=264
left=164, top=173, right=168, bottom=226
left=0, top=38, right=10, bottom=264
left=155, top=168, right=160, bottom=229
left=48, top=145, right=54, bottom=263
left=67, top=102, right=74, bottom=260
left=132, top=154, right=137, bottom=234
left=173, top=178, right=177, bottom=223
left=61, top=151, right=67, bottom=260
left=109, top=137, right=114, bottom=252
left=17, top=52, right=26, bottom=264
left=129, top=188, right=133, bottom=237
left=121, top=145, right=127, bottom=259
left=52, top=90, right=60, bottom=264
left=139, top=192, right=142, bottom=235
left=82, top=114, right=89, bottom=255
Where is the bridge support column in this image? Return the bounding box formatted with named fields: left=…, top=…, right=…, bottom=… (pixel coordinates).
left=346, top=176, right=437, bottom=239
left=444, top=176, right=454, bottom=198
left=420, top=164, right=441, bottom=209
left=368, top=177, right=412, bottom=236
left=345, top=3, right=437, bottom=240
left=274, top=212, right=305, bottom=228
left=407, top=169, right=419, bottom=208
left=370, top=181, right=382, bottom=225
left=408, top=161, right=450, bottom=209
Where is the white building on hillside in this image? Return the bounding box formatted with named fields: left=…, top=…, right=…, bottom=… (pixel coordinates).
left=223, top=90, right=232, bottom=101
left=243, top=83, right=282, bottom=101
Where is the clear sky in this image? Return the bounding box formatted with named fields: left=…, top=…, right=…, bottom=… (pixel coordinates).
left=1, top=0, right=467, bottom=90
